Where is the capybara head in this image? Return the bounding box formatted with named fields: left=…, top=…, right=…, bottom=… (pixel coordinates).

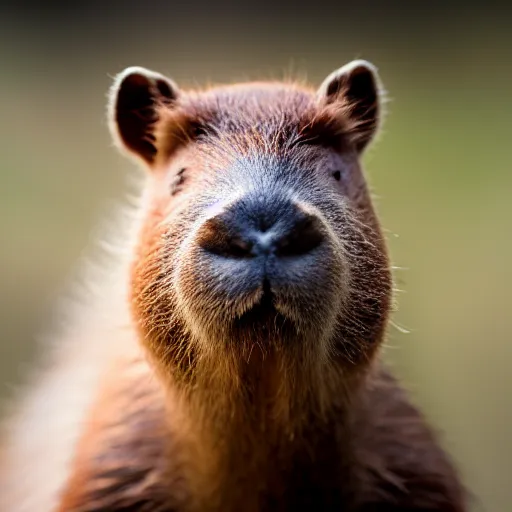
left=108, top=61, right=392, bottom=389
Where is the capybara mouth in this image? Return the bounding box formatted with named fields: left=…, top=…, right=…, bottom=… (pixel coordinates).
left=233, top=278, right=292, bottom=334
left=235, top=279, right=276, bottom=323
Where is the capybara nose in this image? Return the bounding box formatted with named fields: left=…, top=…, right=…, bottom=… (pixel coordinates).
left=196, top=196, right=325, bottom=260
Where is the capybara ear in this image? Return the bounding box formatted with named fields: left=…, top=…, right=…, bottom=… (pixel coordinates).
left=317, top=60, right=384, bottom=152
left=108, top=66, right=179, bottom=166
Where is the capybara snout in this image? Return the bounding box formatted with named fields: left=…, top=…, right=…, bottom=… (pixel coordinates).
left=196, top=192, right=325, bottom=260
left=193, top=174, right=333, bottom=308
left=173, top=155, right=351, bottom=347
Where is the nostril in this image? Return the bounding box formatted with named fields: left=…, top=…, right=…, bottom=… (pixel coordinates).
left=197, top=216, right=254, bottom=259
left=224, top=237, right=253, bottom=258
left=275, top=216, right=324, bottom=257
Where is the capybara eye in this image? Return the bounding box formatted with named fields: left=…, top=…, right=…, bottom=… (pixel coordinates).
left=332, top=170, right=341, bottom=181
left=170, top=168, right=187, bottom=195
left=192, top=123, right=208, bottom=139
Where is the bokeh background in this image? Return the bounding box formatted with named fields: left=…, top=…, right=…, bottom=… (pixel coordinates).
left=0, top=1, right=510, bottom=510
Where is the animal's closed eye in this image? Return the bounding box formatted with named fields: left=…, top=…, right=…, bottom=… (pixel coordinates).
left=170, top=168, right=187, bottom=196
left=191, top=123, right=209, bottom=139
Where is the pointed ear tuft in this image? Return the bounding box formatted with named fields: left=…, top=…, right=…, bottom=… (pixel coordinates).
left=108, top=66, right=179, bottom=166
left=317, top=60, right=384, bottom=152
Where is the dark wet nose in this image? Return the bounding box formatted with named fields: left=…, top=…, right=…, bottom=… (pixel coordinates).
left=196, top=196, right=325, bottom=259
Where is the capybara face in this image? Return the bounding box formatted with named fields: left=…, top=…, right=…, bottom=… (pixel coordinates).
left=109, top=62, right=392, bottom=372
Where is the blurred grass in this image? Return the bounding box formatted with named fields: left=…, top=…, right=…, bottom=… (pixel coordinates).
left=0, top=7, right=511, bottom=511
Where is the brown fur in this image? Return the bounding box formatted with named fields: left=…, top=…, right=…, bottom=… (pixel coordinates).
left=4, top=64, right=468, bottom=512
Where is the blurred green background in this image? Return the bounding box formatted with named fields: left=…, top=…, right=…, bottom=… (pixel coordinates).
left=0, top=2, right=510, bottom=510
